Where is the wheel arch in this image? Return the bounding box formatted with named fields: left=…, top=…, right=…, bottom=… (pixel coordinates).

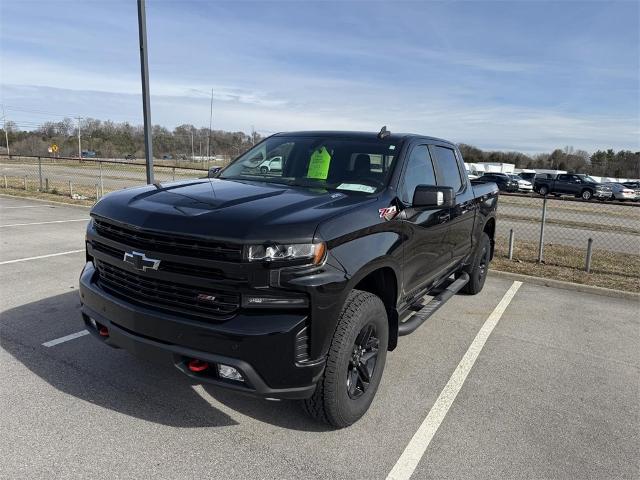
left=350, top=263, right=400, bottom=351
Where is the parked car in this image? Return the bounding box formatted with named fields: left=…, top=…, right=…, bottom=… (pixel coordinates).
left=162, top=154, right=173, bottom=160
left=534, top=173, right=612, bottom=201
left=605, top=183, right=640, bottom=201
left=475, top=172, right=519, bottom=192
left=125, top=154, right=136, bottom=161
left=507, top=174, right=533, bottom=192
left=257, top=156, right=283, bottom=173
left=518, top=172, right=537, bottom=183
left=80, top=130, right=499, bottom=428
left=81, top=150, right=97, bottom=158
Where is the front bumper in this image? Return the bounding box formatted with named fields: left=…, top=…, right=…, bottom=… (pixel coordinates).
left=79, top=262, right=325, bottom=399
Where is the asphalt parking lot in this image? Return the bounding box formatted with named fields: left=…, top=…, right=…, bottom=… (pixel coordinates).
left=1, top=195, right=638, bottom=479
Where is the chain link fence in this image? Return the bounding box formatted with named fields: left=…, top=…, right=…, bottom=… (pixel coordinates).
left=0, top=155, right=211, bottom=201
left=495, top=193, right=640, bottom=284
left=2, top=154, right=639, bottom=286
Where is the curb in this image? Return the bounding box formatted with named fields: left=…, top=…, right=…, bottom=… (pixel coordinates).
left=0, top=193, right=92, bottom=209
left=489, top=269, right=640, bottom=301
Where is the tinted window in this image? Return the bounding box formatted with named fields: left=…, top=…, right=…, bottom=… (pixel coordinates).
left=400, top=145, right=436, bottom=203
left=431, top=146, right=463, bottom=191
left=557, top=174, right=570, bottom=181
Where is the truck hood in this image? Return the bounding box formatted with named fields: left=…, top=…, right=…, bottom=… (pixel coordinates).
left=91, top=178, right=376, bottom=243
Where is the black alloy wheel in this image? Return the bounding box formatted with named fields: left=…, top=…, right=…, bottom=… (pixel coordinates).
left=346, top=324, right=379, bottom=399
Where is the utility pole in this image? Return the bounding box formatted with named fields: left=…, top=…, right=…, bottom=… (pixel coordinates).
left=137, top=0, right=154, bottom=183
left=191, top=130, right=195, bottom=160
left=251, top=125, right=255, bottom=146
left=207, top=88, right=213, bottom=161
left=77, top=117, right=82, bottom=159
left=2, top=105, right=9, bottom=156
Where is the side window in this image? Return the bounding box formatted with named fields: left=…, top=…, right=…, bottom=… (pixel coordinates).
left=431, top=146, right=463, bottom=192
left=400, top=145, right=436, bottom=203
left=558, top=174, right=570, bottom=182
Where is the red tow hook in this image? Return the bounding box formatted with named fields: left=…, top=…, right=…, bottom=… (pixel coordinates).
left=98, top=326, right=109, bottom=337
left=188, top=359, right=209, bottom=372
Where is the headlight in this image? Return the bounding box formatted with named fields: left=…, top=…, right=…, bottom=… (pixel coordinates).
left=246, top=242, right=326, bottom=264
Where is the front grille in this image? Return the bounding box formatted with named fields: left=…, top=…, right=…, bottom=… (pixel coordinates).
left=95, top=259, right=239, bottom=320
left=92, top=240, right=238, bottom=281
left=93, top=217, right=242, bottom=262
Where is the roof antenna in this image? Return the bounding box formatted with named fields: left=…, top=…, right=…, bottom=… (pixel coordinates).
left=377, top=126, right=390, bottom=139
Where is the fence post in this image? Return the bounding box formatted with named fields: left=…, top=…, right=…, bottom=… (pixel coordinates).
left=23, top=176, right=27, bottom=190
left=508, top=229, right=515, bottom=260
left=172, top=167, right=175, bottom=181
left=99, top=161, right=104, bottom=197
left=69, top=180, right=73, bottom=198
left=38, top=156, right=43, bottom=191
left=585, top=238, right=593, bottom=273
left=45, top=178, right=49, bottom=192
left=537, top=197, right=547, bottom=263
left=95, top=183, right=100, bottom=201
left=3, top=175, right=6, bottom=189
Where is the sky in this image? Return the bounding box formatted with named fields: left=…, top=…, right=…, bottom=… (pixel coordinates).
left=1, top=0, right=638, bottom=153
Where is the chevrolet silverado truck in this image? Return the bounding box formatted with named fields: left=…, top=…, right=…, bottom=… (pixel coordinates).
left=534, top=173, right=612, bottom=200
left=80, top=130, right=498, bottom=428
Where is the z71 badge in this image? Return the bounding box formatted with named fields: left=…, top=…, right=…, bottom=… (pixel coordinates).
left=378, top=205, right=398, bottom=221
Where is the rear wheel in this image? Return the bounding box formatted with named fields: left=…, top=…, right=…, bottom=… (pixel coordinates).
left=303, top=290, right=388, bottom=428
left=460, top=232, right=491, bottom=295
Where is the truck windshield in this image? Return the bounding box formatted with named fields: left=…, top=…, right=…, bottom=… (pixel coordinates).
left=220, top=136, right=399, bottom=193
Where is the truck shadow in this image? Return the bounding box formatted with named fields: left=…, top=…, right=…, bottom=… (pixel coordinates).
left=1, top=291, right=330, bottom=432
left=202, top=386, right=333, bottom=432
left=1, top=291, right=235, bottom=428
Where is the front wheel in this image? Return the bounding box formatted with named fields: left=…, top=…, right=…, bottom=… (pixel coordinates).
left=581, top=189, right=593, bottom=201
left=303, top=290, right=388, bottom=428
left=538, top=185, right=549, bottom=196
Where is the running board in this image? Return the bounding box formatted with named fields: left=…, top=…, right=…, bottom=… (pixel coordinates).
left=398, top=272, right=470, bottom=336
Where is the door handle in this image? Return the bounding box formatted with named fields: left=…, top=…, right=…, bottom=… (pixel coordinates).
left=438, top=212, right=450, bottom=223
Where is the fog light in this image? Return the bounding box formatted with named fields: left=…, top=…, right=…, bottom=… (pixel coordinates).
left=217, top=364, right=244, bottom=382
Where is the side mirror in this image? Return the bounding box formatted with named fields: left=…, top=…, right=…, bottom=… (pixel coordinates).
left=412, top=185, right=455, bottom=208
left=208, top=166, right=222, bottom=178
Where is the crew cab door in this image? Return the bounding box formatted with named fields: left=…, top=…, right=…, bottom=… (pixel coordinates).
left=429, top=144, right=477, bottom=265
left=556, top=174, right=574, bottom=194
left=399, top=144, right=451, bottom=298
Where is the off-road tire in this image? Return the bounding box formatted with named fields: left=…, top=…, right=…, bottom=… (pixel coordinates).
left=460, top=232, right=491, bottom=295
left=303, top=290, right=388, bottom=428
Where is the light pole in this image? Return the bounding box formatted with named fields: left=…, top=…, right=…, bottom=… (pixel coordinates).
left=137, top=0, right=154, bottom=184
left=77, top=116, right=82, bottom=159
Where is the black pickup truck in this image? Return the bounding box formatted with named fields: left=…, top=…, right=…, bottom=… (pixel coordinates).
left=79, top=130, right=498, bottom=427
left=534, top=173, right=612, bottom=200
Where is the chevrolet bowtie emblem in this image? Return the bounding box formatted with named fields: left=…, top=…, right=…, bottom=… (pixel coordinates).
left=123, top=251, right=161, bottom=272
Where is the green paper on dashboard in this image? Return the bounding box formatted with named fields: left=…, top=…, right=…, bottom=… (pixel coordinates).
left=307, top=146, right=331, bottom=179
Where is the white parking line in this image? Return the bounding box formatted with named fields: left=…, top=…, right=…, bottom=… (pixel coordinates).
left=42, top=330, right=90, bottom=347
left=387, top=281, right=523, bottom=480
left=0, top=205, right=54, bottom=209
left=0, top=249, right=85, bottom=265
left=0, top=219, right=87, bottom=227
